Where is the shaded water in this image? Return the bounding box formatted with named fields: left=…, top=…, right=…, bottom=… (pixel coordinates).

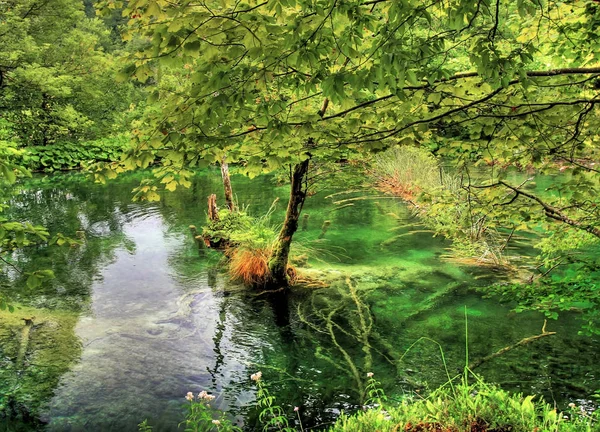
left=0, top=170, right=598, bottom=431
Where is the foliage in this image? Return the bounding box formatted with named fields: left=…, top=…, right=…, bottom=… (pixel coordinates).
left=485, top=272, right=600, bottom=336
left=0, top=0, right=136, bottom=146
left=138, top=419, right=153, bottom=431
left=330, top=378, right=599, bottom=432
left=0, top=157, right=56, bottom=292
left=178, top=391, right=241, bottom=432
left=97, top=0, right=600, bottom=191
left=19, top=136, right=129, bottom=172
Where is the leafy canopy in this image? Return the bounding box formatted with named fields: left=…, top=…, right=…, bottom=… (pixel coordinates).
left=100, top=0, right=599, bottom=184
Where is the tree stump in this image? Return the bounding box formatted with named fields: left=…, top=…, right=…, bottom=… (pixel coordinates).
left=208, top=194, right=219, bottom=222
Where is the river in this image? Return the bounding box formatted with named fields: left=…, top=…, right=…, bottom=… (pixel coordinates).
left=0, top=169, right=597, bottom=431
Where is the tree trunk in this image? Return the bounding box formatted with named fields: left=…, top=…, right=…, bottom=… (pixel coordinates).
left=267, top=159, right=310, bottom=288
left=220, top=156, right=234, bottom=211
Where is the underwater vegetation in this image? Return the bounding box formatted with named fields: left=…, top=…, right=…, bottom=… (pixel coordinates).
left=0, top=306, right=80, bottom=425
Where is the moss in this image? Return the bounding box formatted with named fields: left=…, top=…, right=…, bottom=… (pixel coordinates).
left=0, top=305, right=80, bottom=423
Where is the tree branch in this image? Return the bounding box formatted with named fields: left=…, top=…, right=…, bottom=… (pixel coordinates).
left=499, top=181, right=600, bottom=238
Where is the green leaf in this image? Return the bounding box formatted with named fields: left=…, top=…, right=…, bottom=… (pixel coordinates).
left=26, top=274, right=41, bottom=289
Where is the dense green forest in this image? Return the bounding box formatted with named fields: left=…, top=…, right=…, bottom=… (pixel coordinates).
left=1, top=0, right=600, bottom=430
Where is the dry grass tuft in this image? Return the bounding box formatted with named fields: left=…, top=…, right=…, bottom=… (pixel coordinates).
left=228, top=247, right=272, bottom=286
left=227, top=246, right=299, bottom=287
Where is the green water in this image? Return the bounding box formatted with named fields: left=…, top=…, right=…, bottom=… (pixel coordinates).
left=0, top=170, right=598, bottom=431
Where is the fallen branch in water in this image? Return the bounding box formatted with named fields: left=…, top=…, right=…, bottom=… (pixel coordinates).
left=469, top=320, right=556, bottom=370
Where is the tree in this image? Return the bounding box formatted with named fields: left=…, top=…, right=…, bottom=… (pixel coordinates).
left=0, top=0, right=134, bottom=146
left=101, top=0, right=600, bottom=288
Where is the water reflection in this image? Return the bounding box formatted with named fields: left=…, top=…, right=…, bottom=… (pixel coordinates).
left=0, top=170, right=597, bottom=430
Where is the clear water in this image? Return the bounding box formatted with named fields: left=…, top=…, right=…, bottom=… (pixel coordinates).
left=0, top=170, right=598, bottom=431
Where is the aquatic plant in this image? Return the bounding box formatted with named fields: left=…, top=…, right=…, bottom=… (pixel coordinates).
left=372, top=146, right=515, bottom=267
left=364, top=372, right=388, bottom=408
left=0, top=306, right=81, bottom=423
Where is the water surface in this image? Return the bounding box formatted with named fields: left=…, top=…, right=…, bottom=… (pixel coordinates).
left=0, top=170, right=598, bottom=431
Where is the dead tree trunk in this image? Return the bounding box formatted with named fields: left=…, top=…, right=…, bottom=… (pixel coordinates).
left=220, top=156, right=234, bottom=212
left=267, top=159, right=310, bottom=288
left=208, top=194, right=219, bottom=222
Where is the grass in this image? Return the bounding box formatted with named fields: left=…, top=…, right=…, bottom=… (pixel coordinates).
left=372, top=146, right=442, bottom=202
left=329, top=377, right=599, bottom=432
left=371, top=146, right=513, bottom=267
left=203, top=200, right=300, bottom=287
left=227, top=246, right=273, bottom=286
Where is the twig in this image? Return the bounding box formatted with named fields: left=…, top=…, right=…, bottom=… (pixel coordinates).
left=0, top=255, right=22, bottom=274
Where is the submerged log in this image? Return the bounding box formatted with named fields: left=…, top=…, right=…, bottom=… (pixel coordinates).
left=301, top=213, right=310, bottom=231
left=189, top=225, right=206, bottom=252
left=469, top=320, right=556, bottom=370
left=16, top=317, right=34, bottom=371
left=318, top=220, right=331, bottom=239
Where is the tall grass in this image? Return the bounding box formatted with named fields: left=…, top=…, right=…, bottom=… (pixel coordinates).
left=373, top=146, right=442, bottom=202
left=372, top=146, right=512, bottom=267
